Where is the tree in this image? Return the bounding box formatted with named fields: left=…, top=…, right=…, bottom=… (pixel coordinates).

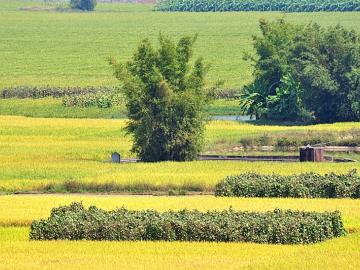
left=241, top=19, right=360, bottom=122
left=240, top=19, right=308, bottom=121
left=110, top=35, right=209, bottom=162
left=291, top=24, right=360, bottom=122
left=70, top=0, right=96, bottom=11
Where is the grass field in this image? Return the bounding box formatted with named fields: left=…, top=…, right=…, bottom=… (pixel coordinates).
left=0, top=97, right=241, bottom=118
left=0, top=195, right=359, bottom=269
left=1, top=1, right=360, bottom=89
left=0, top=115, right=359, bottom=193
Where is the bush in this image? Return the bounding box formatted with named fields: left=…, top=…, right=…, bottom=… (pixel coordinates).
left=70, top=0, right=96, bottom=11
left=30, top=202, right=345, bottom=244
left=215, top=170, right=360, bottom=198
left=62, top=92, right=122, bottom=108
left=207, top=88, right=240, bottom=99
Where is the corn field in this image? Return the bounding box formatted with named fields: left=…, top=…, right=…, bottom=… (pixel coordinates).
left=156, top=0, right=360, bottom=12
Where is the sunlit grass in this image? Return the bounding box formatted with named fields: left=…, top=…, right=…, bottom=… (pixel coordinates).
left=0, top=116, right=359, bottom=192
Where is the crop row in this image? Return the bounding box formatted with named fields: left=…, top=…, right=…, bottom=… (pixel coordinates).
left=155, top=0, right=360, bottom=12
left=30, top=202, right=345, bottom=244
left=215, top=170, right=360, bottom=198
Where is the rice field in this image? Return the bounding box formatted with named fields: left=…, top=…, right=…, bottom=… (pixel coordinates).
left=1, top=195, right=360, bottom=229
left=0, top=115, right=359, bottom=192
left=1, top=1, right=360, bottom=88
left=1, top=2, right=360, bottom=267
left=0, top=195, right=359, bottom=269
left=0, top=226, right=358, bottom=270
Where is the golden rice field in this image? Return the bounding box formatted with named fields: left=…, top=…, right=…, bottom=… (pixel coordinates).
left=0, top=195, right=359, bottom=270
left=0, top=226, right=358, bottom=270
left=1, top=195, right=360, bottom=230
left=0, top=115, right=359, bottom=192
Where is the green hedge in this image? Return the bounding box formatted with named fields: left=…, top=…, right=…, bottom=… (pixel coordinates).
left=30, top=202, right=345, bottom=244
left=1, top=86, right=115, bottom=99
left=215, top=170, right=360, bottom=198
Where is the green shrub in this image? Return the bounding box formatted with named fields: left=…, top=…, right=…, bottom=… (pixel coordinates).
left=70, top=0, right=96, bottom=11
left=215, top=170, right=360, bottom=198
left=30, top=202, right=345, bottom=244
left=207, top=88, right=240, bottom=100
left=62, top=92, right=122, bottom=108
left=275, top=137, right=301, bottom=148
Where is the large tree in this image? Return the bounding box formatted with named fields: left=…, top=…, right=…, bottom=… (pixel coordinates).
left=111, top=35, right=208, bottom=162
left=241, top=19, right=360, bottom=122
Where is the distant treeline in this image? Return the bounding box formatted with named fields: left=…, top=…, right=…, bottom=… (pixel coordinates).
left=156, top=0, right=360, bottom=12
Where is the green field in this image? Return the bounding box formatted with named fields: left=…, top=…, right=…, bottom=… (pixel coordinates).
left=0, top=97, right=241, bottom=118
left=0, top=115, right=359, bottom=193
left=0, top=195, right=359, bottom=269
left=1, top=1, right=360, bottom=89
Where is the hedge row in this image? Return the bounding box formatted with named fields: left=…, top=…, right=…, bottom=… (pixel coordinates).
left=1, top=86, right=115, bottom=99
left=215, top=170, right=360, bottom=198
left=30, top=202, right=345, bottom=244
left=155, top=0, right=360, bottom=12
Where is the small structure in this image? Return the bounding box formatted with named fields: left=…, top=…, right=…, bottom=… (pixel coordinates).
left=300, top=145, right=325, bottom=162
left=111, top=152, right=121, bottom=163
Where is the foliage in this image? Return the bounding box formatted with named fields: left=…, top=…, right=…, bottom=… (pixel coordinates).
left=30, top=202, right=345, bottom=244
left=215, top=170, right=360, bottom=198
left=207, top=88, right=240, bottom=100
left=241, top=19, right=360, bottom=123
left=111, top=35, right=209, bottom=161
left=62, top=92, right=122, bottom=108
left=70, top=0, right=96, bottom=10
left=155, top=0, right=360, bottom=12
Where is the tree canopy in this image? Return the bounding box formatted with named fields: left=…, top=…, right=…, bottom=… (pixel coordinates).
left=241, top=19, right=360, bottom=123
left=111, top=35, right=209, bottom=162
